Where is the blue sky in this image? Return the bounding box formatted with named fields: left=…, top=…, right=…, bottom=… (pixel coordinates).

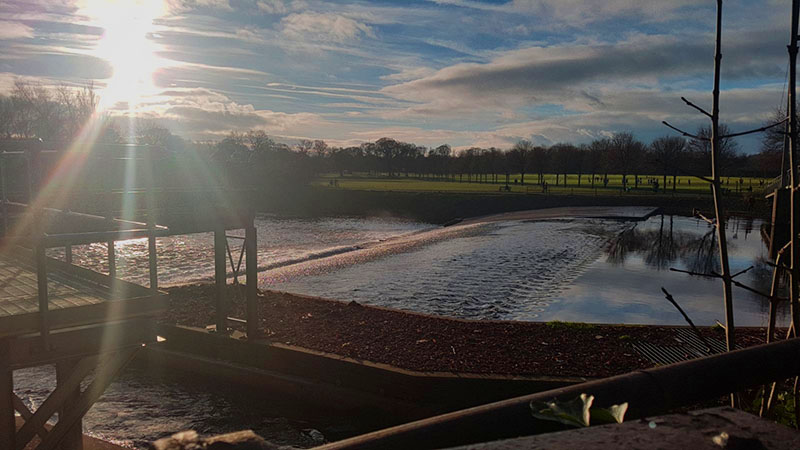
left=0, top=0, right=791, bottom=151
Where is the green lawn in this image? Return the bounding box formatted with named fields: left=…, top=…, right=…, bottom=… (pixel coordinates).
left=315, top=173, right=772, bottom=196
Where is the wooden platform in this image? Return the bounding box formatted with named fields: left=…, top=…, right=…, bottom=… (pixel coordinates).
left=0, top=253, right=166, bottom=339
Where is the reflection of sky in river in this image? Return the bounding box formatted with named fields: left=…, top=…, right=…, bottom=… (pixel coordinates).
left=553, top=215, right=785, bottom=326
left=273, top=215, right=784, bottom=326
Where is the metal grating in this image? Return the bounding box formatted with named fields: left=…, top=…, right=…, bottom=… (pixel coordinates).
left=631, top=328, right=736, bottom=366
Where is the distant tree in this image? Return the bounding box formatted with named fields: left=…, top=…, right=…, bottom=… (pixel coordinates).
left=651, top=136, right=686, bottom=193
left=687, top=124, right=740, bottom=176
left=610, top=132, right=645, bottom=188
left=508, top=140, right=534, bottom=185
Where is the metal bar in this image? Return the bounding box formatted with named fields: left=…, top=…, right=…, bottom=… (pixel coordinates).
left=246, top=219, right=258, bottom=339
left=316, top=338, right=800, bottom=450
left=215, top=227, right=228, bottom=334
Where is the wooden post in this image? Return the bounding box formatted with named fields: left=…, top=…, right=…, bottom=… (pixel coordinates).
left=0, top=341, right=14, bottom=450
left=788, top=0, right=800, bottom=339
left=145, top=149, right=158, bottom=293
left=65, top=245, right=73, bottom=265
left=246, top=215, right=258, bottom=339
left=1, top=155, right=7, bottom=236
left=56, top=360, right=83, bottom=450
left=215, top=226, right=227, bottom=334
left=36, top=241, right=50, bottom=350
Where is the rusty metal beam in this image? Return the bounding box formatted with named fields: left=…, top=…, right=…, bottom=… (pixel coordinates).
left=315, top=337, right=800, bottom=450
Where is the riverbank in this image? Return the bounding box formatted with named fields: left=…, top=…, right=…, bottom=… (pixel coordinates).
left=163, top=284, right=772, bottom=379
left=253, top=186, right=769, bottom=224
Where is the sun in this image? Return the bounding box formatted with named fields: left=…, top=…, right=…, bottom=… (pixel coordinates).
left=82, top=0, right=167, bottom=111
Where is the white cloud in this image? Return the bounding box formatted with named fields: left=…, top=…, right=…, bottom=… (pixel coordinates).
left=281, top=12, right=375, bottom=43
left=0, top=21, right=34, bottom=40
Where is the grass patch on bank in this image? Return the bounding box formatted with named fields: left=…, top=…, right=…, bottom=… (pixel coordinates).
left=315, top=173, right=771, bottom=197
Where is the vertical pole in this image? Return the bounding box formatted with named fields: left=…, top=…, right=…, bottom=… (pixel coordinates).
left=56, top=360, right=83, bottom=450
left=710, top=0, right=735, bottom=353
left=36, top=241, right=50, bottom=350
left=788, top=0, right=800, bottom=339
left=215, top=226, right=227, bottom=334
left=65, top=245, right=73, bottom=265
left=105, top=154, right=116, bottom=279
left=1, top=155, right=7, bottom=236
left=246, top=214, right=258, bottom=339
left=0, top=341, right=14, bottom=450
left=145, top=149, right=158, bottom=293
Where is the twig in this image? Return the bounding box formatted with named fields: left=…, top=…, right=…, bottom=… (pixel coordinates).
left=720, top=118, right=789, bottom=139
left=681, top=97, right=713, bottom=118
left=670, top=267, right=717, bottom=278
left=693, top=209, right=716, bottom=225
left=661, top=287, right=714, bottom=354
left=662, top=121, right=706, bottom=140
left=731, top=266, right=753, bottom=278
left=671, top=268, right=781, bottom=300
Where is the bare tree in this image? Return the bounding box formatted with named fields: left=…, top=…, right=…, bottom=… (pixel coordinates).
left=651, top=136, right=686, bottom=193
left=508, top=140, right=534, bottom=185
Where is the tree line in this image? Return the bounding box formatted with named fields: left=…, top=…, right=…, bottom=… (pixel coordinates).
left=0, top=82, right=785, bottom=194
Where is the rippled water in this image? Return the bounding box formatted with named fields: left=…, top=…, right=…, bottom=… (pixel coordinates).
left=267, top=215, right=782, bottom=326
left=14, top=363, right=364, bottom=448
left=25, top=212, right=782, bottom=448
left=47, top=215, right=431, bottom=286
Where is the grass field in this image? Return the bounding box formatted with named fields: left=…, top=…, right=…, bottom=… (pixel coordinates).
left=315, top=173, right=772, bottom=196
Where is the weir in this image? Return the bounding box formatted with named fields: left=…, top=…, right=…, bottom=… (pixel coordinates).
left=0, top=140, right=259, bottom=450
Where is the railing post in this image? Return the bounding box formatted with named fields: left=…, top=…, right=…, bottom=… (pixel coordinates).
left=215, top=225, right=228, bottom=334
left=36, top=239, right=49, bottom=349
left=145, top=148, right=158, bottom=293
left=65, top=245, right=73, bottom=264
left=0, top=153, right=7, bottom=236
left=0, top=340, right=14, bottom=450
left=245, top=212, right=258, bottom=339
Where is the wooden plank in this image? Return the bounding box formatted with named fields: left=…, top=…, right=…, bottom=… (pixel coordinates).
left=0, top=294, right=166, bottom=340
left=6, top=319, right=156, bottom=369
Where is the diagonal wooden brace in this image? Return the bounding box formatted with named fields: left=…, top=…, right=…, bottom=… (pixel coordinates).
left=35, top=347, right=139, bottom=450
left=12, top=393, right=49, bottom=440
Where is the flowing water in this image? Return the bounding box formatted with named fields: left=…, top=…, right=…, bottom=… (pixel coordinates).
left=22, top=212, right=783, bottom=448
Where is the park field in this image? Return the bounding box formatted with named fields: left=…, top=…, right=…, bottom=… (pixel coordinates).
left=315, top=173, right=773, bottom=196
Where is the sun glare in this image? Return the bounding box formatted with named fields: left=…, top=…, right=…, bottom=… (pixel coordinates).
left=83, top=0, right=166, bottom=111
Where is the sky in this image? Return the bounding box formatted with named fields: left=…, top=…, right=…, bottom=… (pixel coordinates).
left=0, top=0, right=793, bottom=151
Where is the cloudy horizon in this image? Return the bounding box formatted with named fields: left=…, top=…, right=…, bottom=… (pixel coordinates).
left=0, top=0, right=792, bottom=151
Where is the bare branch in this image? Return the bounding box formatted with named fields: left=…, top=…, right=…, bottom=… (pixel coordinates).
left=661, top=287, right=714, bottom=354
left=681, top=97, right=713, bottom=118
left=720, top=118, right=789, bottom=139
left=693, top=209, right=716, bottom=225
left=731, top=265, right=754, bottom=279
left=670, top=267, right=718, bottom=278
left=709, top=270, right=779, bottom=300
left=662, top=121, right=706, bottom=140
